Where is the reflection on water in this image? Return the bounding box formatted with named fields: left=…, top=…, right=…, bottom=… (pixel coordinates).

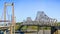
left=0, top=30, right=24, bottom=34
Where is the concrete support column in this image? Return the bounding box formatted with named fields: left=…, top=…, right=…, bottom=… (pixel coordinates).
left=4, top=31, right=6, bottom=34
left=14, top=26, right=15, bottom=34
left=10, top=26, right=12, bottom=34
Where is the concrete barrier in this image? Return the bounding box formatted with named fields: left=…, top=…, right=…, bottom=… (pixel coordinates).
left=58, top=30, right=60, bottom=34
left=24, top=30, right=51, bottom=34
left=10, top=30, right=60, bottom=34
left=38, top=30, right=51, bottom=34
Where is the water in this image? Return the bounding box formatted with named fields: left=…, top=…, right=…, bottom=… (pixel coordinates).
left=0, top=30, right=4, bottom=34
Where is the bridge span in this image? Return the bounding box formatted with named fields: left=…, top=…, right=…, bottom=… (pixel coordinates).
left=20, top=11, right=59, bottom=34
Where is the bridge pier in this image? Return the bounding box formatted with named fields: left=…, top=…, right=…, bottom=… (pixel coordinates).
left=51, top=26, right=59, bottom=34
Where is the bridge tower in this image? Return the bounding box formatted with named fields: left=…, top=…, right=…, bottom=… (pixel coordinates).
left=4, top=2, right=15, bottom=34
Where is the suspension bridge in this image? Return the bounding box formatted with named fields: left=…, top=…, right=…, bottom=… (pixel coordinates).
left=0, top=2, right=15, bottom=34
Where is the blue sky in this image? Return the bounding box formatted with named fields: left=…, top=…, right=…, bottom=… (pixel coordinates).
left=0, top=0, right=60, bottom=22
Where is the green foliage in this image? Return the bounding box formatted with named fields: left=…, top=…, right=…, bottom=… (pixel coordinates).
left=57, top=22, right=60, bottom=26
left=30, top=26, right=38, bottom=30
left=15, top=22, right=21, bottom=31
left=21, top=26, right=28, bottom=30
left=44, top=27, right=51, bottom=30
left=15, top=25, right=20, bottom=31
left=16, top=22, right=21, bottom=25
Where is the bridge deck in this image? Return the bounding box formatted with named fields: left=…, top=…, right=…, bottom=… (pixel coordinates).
left=0, top=26, right=10, bottom=28
left=0, top=26, right=10, bottom=30
left=0, top=20, right=10, bottom=22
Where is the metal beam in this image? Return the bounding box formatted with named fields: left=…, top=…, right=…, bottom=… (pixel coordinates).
left=0, top=20, right=10, bottom=22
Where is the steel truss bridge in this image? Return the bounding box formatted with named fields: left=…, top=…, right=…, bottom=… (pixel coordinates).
left=20, top=11, right=59, bottom=34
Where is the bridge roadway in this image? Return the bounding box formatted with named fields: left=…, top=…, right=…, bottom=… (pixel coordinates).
left=0, top=26, right=10, bottom=31
left=0, top=20, right=10, bottom=22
